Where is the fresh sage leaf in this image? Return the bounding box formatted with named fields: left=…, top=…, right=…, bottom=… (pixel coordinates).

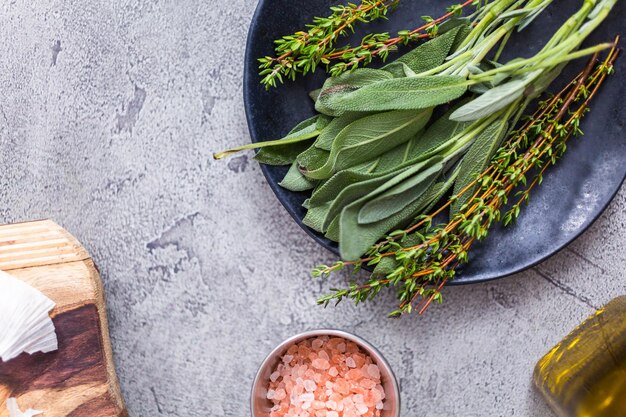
left=320, top=75, right=468, bottom=113
left=304, top=163, right=403, bottom=233
left=439, top=17, right=471, bottom=35
left=450, top=79, right=527, bottom=121
left=315, top=68, right=394, bottom=116
left=316, top=114, right=333, bottom=130
left=383, top=26, right=465, bottom=76
left=450, top=118, right=510, bottom=216
left=325, top=216, right=341, bottom=242
left=252, top=115, right=322, bottom=165
left=384, top=62, right=417, bottom=78
left=309, top=89, right=321, bottom=103
left=297, top=143, right=330, bottom=171
left=279, top=161, right=317, bottom=192
left=254, top=140, right=315, bottom=165
left=358, top=158, right=444, bottom=224
left=371, top=166, right=460, bottom=275
left=451, top=23, right=472, bottom=53
left=315, top=112, right=366, bottom=151
left=302, top=108, right=432, bottom=180
left=421, top=163, right=461, bottom=214
left=372, top=132, right=423, bottom=173
left=321, top=168, right=409, bottom=231
left=303, top=201, right=332, bottom=233
left=405, top=100, right=474, bottom=159
left=338, top=172, right=452, bottom=261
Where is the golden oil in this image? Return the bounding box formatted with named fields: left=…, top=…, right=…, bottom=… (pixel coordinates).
left=534, top=296, right=626, bottom=417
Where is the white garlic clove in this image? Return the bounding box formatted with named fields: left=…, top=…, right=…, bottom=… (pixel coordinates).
left=0, top=270, right=58, bottom=362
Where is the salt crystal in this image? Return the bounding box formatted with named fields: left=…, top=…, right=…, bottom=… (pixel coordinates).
left=376, top=401, right=384, bottom=410
left=312, top=338, right=324, bottom=349
left=327, top=412, right=339, bottom=417
left=275, top=389, right=286, bottom=400
left=326, top=400, right=337, bottom=410
left=337, top=342, right=346, bottom=352
left=360, top=378, right=376, bottom=389
left=328, top=367, right=338, bottom=377
left=300, top=393, right=315, bottom=402
left=318, top=350, right=330, bottom=361
left=267, top=389, right=275, bottom=399
left=304, top=380, right=317, bottom=392
left=367, top=364, right=380, bottom=379
left=353, top=354, right=366, bottom=368
left=346, top=368, right=362, bottom=381
left=346, top=357, right=356, bottom=368
left=312, top=358, right=330, bottom=370
left=355, top=403, right=369, bottom=415
left=353, top=394, right=364, bottom=404
left=270, top=371, right=280, bottom=382
left=312, top=400, right=325, bottom=410
left=375, top=384, right=386, bottom=400
left=283, top=355, right=294, bottom=364
left=334, top=379, right=350, bottom=395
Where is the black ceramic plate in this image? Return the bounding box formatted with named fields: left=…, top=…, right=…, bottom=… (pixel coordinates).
left=243, top=0, right=626, bottom=284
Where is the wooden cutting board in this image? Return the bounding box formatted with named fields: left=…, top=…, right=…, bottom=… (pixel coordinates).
left=0, top=220, right=127, bottom=417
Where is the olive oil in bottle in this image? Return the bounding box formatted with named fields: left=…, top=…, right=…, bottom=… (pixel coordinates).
left=534, top=296, right=626, bottom=417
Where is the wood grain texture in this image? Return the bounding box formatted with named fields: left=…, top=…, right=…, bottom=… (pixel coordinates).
left=0, top=220, right=126, bottom=417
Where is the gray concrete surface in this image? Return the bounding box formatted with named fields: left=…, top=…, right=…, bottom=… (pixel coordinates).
left=0, top=1, right=624, bottom=416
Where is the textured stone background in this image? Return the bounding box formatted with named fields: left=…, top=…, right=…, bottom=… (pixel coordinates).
left=0, top=1, right=624, bottom=416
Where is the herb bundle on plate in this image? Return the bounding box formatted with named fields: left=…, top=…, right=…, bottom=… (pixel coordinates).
left=215, top=0, right=619, bottom=315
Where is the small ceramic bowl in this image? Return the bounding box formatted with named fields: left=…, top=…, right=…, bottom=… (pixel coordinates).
left=251, top=329, right=400, bottom=417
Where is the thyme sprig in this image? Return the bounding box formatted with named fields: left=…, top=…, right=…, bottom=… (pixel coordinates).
left=259, top=0, right=475, bottom=88
left=314, top=41, right=619, bottom=317
left=259, top=0, right=400, bottom=89
left=324, top=0, right=474, bottom=76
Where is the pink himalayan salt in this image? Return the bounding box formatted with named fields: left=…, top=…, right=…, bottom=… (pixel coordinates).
left=312, top=358, right=331, bottom=370
left=345, top=357, right=356, bottom=368
left=353, top=354, right=366, bottom=368
left=275, top=389, right=286, bottom=401
left=355, top=403, right=369, bottom=415
left=367, top=364, right=380, bottom=379
left=304, top=380, right=317, bottom=392
left=346, top=368, right=363, bottom=381
left=266, top=336, right=386, bottom=417
left=312, top=338, right=324, bottom=349
left=360, top=378, right=376, bottom=389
